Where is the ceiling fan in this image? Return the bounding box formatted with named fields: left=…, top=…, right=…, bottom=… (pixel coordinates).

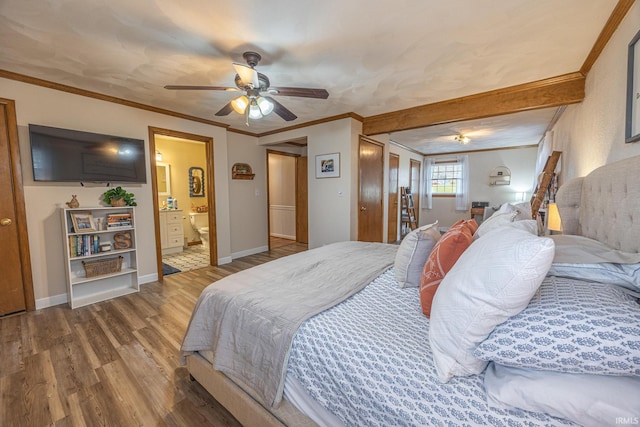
left=165, top=51, right=329, bottom=124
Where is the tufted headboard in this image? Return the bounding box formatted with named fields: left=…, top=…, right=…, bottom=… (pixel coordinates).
left=555, top=155, right=640, bottom=253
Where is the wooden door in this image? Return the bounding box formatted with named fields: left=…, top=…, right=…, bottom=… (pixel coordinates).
left=296, top=156, right=308, bottom=244
left=387, top=153, right=399, bottom=243
left=0, top=98, right=34, bottom=315
left=410, top=159, right=421, bottom=225
left=358, top=137, right=384, bottom=242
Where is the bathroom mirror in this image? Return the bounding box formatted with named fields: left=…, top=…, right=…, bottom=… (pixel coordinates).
left=156, top=162, right=171, bottom=196
left=189, top=166, right=205, bottom=197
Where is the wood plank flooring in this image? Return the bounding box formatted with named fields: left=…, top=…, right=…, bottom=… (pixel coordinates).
left=0, top=241, right=308, bottom=427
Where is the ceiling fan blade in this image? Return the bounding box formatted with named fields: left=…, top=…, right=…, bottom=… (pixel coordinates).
left=266, top=97, right=297, bottom=121
left=233, top=63, right=260, bottom=88
left=164, top=85, right=237, bottom=91
left=269, top=87, right=329, bottom=99
left=214, top=102, right=234, bottom=117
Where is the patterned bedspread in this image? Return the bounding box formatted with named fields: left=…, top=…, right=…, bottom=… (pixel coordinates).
left=287, top=269, right=576, bottom=427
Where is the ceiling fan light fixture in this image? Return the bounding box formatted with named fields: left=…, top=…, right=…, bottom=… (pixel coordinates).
left=257, top=96, right=274, bottom=116
left=248, top=99, right=263, bottom=119
left=455, top=134, right=471, bottom=145
left=231, top=95, right=249, bottom=114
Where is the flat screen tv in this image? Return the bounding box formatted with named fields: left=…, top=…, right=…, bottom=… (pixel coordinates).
left=29, top=124, right=147, bottom=183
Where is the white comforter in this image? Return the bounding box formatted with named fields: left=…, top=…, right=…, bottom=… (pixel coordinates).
left=180, top=241, right=398, bottom=408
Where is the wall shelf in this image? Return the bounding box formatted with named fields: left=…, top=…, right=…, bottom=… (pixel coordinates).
left=232, top=163, right=255, bottom=180
left=489, top=166, right=511, bottom=186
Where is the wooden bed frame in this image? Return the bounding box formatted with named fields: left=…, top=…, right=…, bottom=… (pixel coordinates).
left=186, top=352, right=318, bottom=427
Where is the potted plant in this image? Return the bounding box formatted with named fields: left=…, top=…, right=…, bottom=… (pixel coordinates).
left=102, top=186, right=137, bottom=206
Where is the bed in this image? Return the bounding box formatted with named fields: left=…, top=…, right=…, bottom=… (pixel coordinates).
left=181, top=155, right=640, bottom=427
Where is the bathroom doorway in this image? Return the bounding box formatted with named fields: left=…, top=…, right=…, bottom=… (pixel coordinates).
left=149, top=127, right=217, bottom=281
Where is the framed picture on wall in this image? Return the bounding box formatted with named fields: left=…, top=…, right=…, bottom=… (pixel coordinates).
left=626, top=29, right=640, bottom=143
left=315, top=153, right=340, bottom=178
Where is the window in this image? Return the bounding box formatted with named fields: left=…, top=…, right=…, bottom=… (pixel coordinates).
left=431, top=161, right=461, bottom=195
left=425, top=155, right=469, bottom=211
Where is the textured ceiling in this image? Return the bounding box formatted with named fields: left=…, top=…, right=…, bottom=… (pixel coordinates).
left=0, top=0, right=618, bottom=153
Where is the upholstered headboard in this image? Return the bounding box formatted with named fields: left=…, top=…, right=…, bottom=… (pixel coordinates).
left=555, top=155, right=640, bottom=253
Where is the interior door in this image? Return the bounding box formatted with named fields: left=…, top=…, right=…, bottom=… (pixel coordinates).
left=410, top=159, right=421, bottom=225
left=0, top=98, right=34, bottom=315
left=387, top=153, right=399, bottom=243
left=296, top=156, right=308, bottom=244
left=358, top=137, right=384, bottom=242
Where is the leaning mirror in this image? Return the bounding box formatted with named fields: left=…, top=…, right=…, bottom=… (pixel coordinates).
left=156, top=162, right=171, bottom=196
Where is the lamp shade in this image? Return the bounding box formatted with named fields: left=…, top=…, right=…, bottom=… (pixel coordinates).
left=231, top=95, right=249, bottom=114
left=248, top=100, right=263, bottom=119
left=257, top=96, right=274, bottom=115
left=547, top=202, right=562, bottom=232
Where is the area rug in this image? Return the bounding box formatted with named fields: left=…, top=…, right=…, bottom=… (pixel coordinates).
left=162, top=262, right=181, bottom=276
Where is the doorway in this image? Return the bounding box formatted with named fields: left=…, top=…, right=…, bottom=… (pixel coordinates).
left=149, top=127, right=217, bottom=281
left=387, top=153, right=399, bottom=243
left=358, top=136, right=384, bottom=242
left=267, top=150, right=308, bottom=248
left=410, top=159, right=421, bottom=225
left=0, top=98, right=35, bottom=316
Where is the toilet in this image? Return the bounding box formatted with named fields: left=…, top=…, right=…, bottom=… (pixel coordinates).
left=188, top=212, right=209, bottom=248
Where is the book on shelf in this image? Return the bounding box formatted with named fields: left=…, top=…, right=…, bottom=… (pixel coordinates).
left=68, top=234, right=101, bottom=257
left=106, top=213, right=132, bottom=229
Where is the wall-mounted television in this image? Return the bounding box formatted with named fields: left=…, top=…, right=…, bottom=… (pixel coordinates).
left=29, top=124, right=147, bottom=183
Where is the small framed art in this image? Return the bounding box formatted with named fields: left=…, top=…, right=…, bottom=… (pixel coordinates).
left=315, top=153, right=340, bottom=178
left=70, top=211, right=96, bottom=233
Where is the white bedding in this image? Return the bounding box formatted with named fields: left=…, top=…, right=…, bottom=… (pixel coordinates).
left=287, top=268, right=576, bottom=427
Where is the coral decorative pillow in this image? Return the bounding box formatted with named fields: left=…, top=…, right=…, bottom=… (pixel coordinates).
left=419, top=220, right=474, bottom=317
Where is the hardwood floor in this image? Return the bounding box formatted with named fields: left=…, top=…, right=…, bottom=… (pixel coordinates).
left=0, top=242, right=307, bottom=427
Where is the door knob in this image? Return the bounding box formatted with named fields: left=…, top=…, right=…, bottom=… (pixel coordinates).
left=360, top=206, right=367, bottom=212
left=0, top=218, right=12, bottom=226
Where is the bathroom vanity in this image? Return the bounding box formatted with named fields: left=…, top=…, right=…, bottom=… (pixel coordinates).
left=159, top=210, right=184, bottom=255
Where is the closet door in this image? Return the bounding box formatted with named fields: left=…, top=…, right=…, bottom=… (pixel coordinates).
left=358, top=137, right=384, bottom=242
left=0, top=98, right=34, bottom=315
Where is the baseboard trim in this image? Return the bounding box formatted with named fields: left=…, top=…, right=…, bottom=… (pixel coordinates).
left=218, top=256, right=233, bottom=265
left=269, top=233, right=296, bottom=240
left=231, top=245, right=269, bottom=260
left=35, top=277, right=155, bottom=310
left=139, top=273, right=157, bottom=284
left=35, top=293, right=68, bottom=309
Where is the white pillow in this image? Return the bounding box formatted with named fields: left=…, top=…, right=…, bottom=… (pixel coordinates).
left=496, top=202, right=532, bottom=221
left=429, top=226, right=555, bottom=382
left=511, top=201, right=532, bottom=220
left=484, top=363, right=640, bottom=427
left=473, top=211, right=518, bottom=239
left=394, top=221, right=440, bottom=288
left=505, top=219, right=538, bottom=235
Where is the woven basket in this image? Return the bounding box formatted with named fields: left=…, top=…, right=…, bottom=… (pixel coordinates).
left=83, top=256, right=123, bottom=278
left=110, top=198, right=126, bottom=207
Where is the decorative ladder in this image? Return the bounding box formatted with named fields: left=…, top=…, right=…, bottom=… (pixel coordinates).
left=530, top=151, right=562, bottom=218
left=400, top=187, right=418, bottom=237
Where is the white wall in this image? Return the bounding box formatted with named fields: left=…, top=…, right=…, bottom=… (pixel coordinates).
left=1, top=77, right=232, bottom=308
left=259, top=118, right=358, bottom=248
left=552, top=1, right=640, bottom=181
left=423, top=147, right=538, bottom=227
left=226, top=132, right=268, bottom=258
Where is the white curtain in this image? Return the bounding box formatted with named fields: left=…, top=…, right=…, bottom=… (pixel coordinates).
left=425, top=157, right=435, bottom=209
left=455, top=154, right=469, bottom=211
left=534, top=130, right=553, bottom=190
